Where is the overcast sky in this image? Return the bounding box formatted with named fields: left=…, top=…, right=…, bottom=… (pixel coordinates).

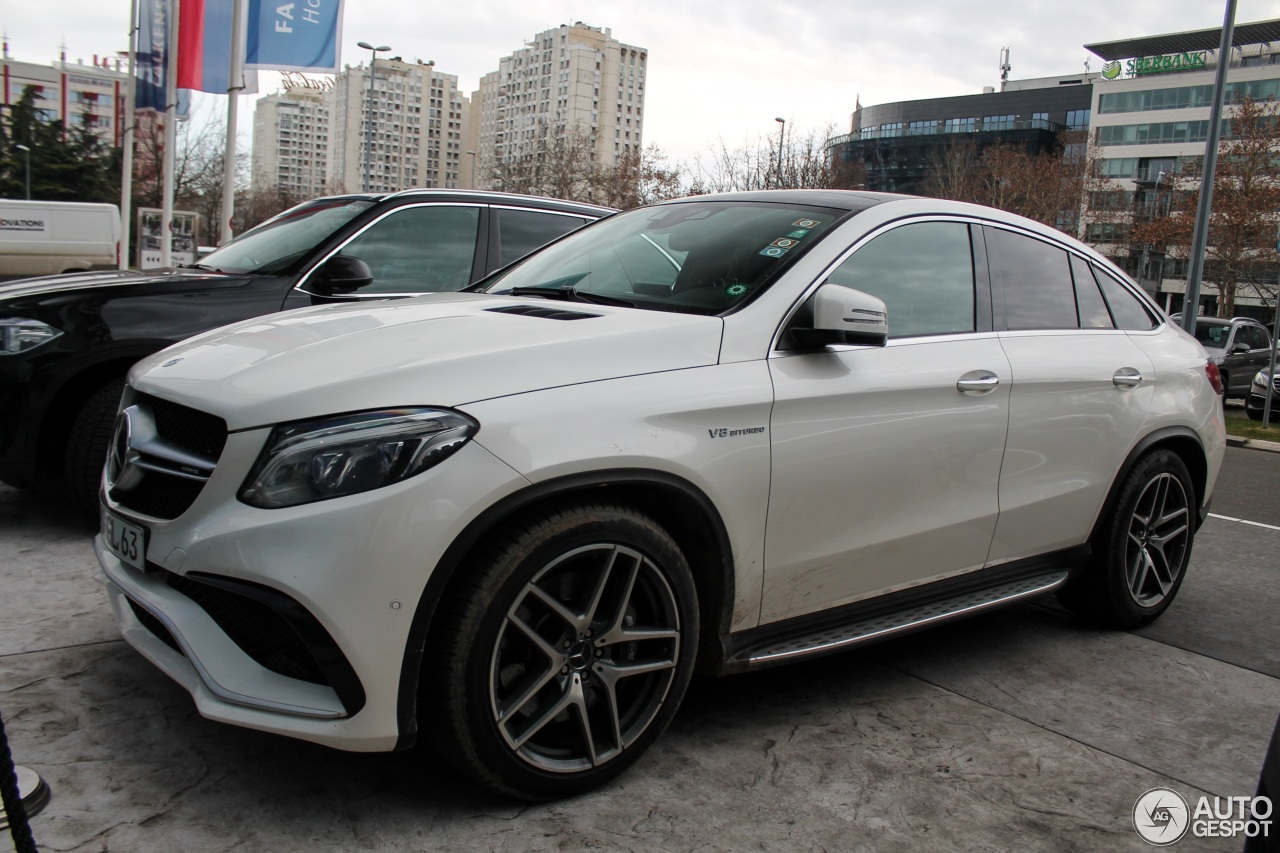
left=2, top=0, right=1274, bottom=166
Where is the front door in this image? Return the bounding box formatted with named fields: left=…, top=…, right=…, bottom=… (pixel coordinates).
left=761, top=220, right=1009, bottom=624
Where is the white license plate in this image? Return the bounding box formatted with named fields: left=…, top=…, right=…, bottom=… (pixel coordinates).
left=102, top=507, right=147, bottom=571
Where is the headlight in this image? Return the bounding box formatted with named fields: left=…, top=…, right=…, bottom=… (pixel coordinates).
left=1256, top=371, right=1272, bottom=386
left=239, top=407, right=478, bottom=508
left=0, top=318, right=63, bottom=354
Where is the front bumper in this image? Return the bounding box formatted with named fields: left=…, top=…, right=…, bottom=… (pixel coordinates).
left=96, top=432, right=529, bottom=752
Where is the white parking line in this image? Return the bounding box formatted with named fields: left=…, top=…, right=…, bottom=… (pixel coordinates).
left=1208, top=513, right=1280, bottom=532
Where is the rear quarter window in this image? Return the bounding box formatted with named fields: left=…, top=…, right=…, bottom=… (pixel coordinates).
left=1093, top=266, right=1157, bottom=331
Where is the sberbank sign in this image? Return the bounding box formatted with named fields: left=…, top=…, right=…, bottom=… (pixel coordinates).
left=1127, top=51, right=1207, bottom=76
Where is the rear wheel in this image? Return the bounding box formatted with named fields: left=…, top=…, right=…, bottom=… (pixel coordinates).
left=64, top=377, right=126, bottom=520
left=1058, top=449, right=1195, bottom=628
left=425, top=501, right=698, bottom=799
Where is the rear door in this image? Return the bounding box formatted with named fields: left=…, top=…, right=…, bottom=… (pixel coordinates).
left=985, top=226, right=1156, bottom=565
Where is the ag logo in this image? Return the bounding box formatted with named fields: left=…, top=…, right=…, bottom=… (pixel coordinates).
left=1102, top=60, right=1122, bottom=80
left=1133, top=787, right=1190, bottom=845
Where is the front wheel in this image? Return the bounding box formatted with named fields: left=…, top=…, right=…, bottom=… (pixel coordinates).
left=425, top=501, right=698, bottom=799
left=1059, top=449, right=1196, bottom=628
left=64, top=377, right=126, bottom=520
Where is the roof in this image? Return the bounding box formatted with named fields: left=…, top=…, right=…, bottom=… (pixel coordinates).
left=661, top=189, right=908, bottom=212
left=1085, top=18, right=1280, bottom=61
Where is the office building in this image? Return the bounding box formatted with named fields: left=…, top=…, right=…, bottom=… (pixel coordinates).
left=1084, top=18, right=1280, bottom=314
left=1, top=46, right=129, bottom=148
left=828, top=74, right=1096, bottom=196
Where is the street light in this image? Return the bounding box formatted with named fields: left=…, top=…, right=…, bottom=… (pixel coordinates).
left=14, top=144, right=31, bottom=199
left=774, top=118, right=786, bottom=189
left=357, top=41, right=391, bottom=193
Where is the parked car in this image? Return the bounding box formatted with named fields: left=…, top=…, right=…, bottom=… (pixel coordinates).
left=0, top=190, right=611, bottom=516
left=96, top=190, right=1224, bottom=800
left=1247, top=367, right=1280, bottom=421
left=1171, top=314, right=1274, bottom=399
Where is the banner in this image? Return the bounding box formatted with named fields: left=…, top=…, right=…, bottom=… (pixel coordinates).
left=244, top=0, right=344, bottom=72
left=177, top=0, right=260, bottom=94
left=135, top=0, right=170, bottom=112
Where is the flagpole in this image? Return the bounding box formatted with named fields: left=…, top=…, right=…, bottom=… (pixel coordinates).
left=119, top=0, right=139, bottom=269
left=219, top=0, right=246, bottom=245
left=160, top=0, right=179, bottom=267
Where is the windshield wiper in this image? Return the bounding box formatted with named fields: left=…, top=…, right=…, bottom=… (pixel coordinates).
left=180, top=263, right=222, bottom=272
left=507, top=285, right=635, bottom=308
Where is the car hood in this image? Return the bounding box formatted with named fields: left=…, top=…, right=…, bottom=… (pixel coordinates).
left=129, top=293, right=725, bottom=430
left=0, top=267, right=250, bottom=303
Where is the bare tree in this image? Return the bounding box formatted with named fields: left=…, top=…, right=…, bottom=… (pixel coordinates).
left=691, top=122, right=863, bottom=194
left=593, top=144, right=684, bottom=209
left=919, top=131, right=1101, bottom=236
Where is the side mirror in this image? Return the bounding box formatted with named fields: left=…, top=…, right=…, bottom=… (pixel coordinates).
left=793, top=283, right=888, bottom=349
left=310, top=254, right=374, bottom=296
left=1232, top=342, right=1252, bottom=354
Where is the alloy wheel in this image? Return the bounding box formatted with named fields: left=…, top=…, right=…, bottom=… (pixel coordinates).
left=1125, top=472, right=1191, bottom=607
left=488, top=543, right=681, bottom=773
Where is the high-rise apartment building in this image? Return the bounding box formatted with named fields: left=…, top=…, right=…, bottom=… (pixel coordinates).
left=474, top=22, right=647, bottom=190
left=252, top=87, right=331, bottom=197
left=251, top=58, right=470, bottom=197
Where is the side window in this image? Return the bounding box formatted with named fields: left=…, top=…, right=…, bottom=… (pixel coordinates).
left=1069, top=254, right=1114, bottom=329
left=1092, top=266, right=1157, bottom=331
left=495, top=210, right=589, bottom=268
left=1240, top=326, right=1269, bottom=350
left=825, top=221, right=975, bottom=338
left=338, top=205, right=481, bottom=294
left=985, top=227, right=1078, bottom=331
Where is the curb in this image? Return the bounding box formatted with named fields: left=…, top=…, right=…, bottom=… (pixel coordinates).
left=1226, top=435, right=1280, bottom=453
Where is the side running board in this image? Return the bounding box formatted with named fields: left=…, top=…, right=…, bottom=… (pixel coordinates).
left=720, top=558, right=1078, bottom=673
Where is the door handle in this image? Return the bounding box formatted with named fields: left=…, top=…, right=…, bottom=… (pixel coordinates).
left=957, top=370, right=1000, bottom=395
left=1113, top=367, right=1143, bottom=388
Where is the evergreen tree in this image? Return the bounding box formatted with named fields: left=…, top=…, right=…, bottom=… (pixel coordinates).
left=0, top=85, right=120, bottom=203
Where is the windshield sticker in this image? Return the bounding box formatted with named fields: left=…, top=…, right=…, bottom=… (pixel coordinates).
left=759, top=246, right=790, bottom=258
left=725, top=283, right=750, bottom=297
left=793, top=219, right=820, bottom=228
left=787, top=229, right=810, bottom=238
left=769, top=238, right=801, bottom=250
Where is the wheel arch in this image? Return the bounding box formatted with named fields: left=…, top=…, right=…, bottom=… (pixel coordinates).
left=35, top=353, right=153, bottom=480
left=393, top=468, right=736, bottom=750
left=1089, top=426, right=1209, bottom=545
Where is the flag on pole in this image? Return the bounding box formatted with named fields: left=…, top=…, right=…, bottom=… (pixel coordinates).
left=135, top=0, right=170, bottom=112
left=244, top=0, right=344, bottom=72
left=177, top=0, right=260, bottom=93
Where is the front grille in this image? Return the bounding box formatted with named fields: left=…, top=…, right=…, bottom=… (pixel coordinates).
left=110, top=395, right=227, bottom=520
left=143, top=394, right=228, bottom=460
left=128, top=598, right=184, bottom=655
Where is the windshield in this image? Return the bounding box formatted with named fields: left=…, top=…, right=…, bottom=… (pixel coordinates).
left=482, top=200, right=846, bottom=314
left=197, top=198, right=376, bottom=275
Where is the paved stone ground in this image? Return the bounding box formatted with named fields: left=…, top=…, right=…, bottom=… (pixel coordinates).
left=2, top=469, right=1277, bottom=852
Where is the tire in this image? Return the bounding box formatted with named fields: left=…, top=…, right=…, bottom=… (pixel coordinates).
left=1058, top=449, right=1195, bottom=628
left=1247, top=406, right=1264, bottom=422
left=424, top=501, right=698, bottom=800
left=64, top=377, right=126, bottom=520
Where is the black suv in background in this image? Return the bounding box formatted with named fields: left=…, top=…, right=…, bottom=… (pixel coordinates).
left=0, top=189, right=612, bottom=515
left=1174, top=314, right=1275, bottom=399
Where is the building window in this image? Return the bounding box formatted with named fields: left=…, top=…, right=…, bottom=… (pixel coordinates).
left=1065, top=109, right=1090, bottom=131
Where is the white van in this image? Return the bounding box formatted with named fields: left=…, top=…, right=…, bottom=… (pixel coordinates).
left=0, top=200, right=121, bottom=280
